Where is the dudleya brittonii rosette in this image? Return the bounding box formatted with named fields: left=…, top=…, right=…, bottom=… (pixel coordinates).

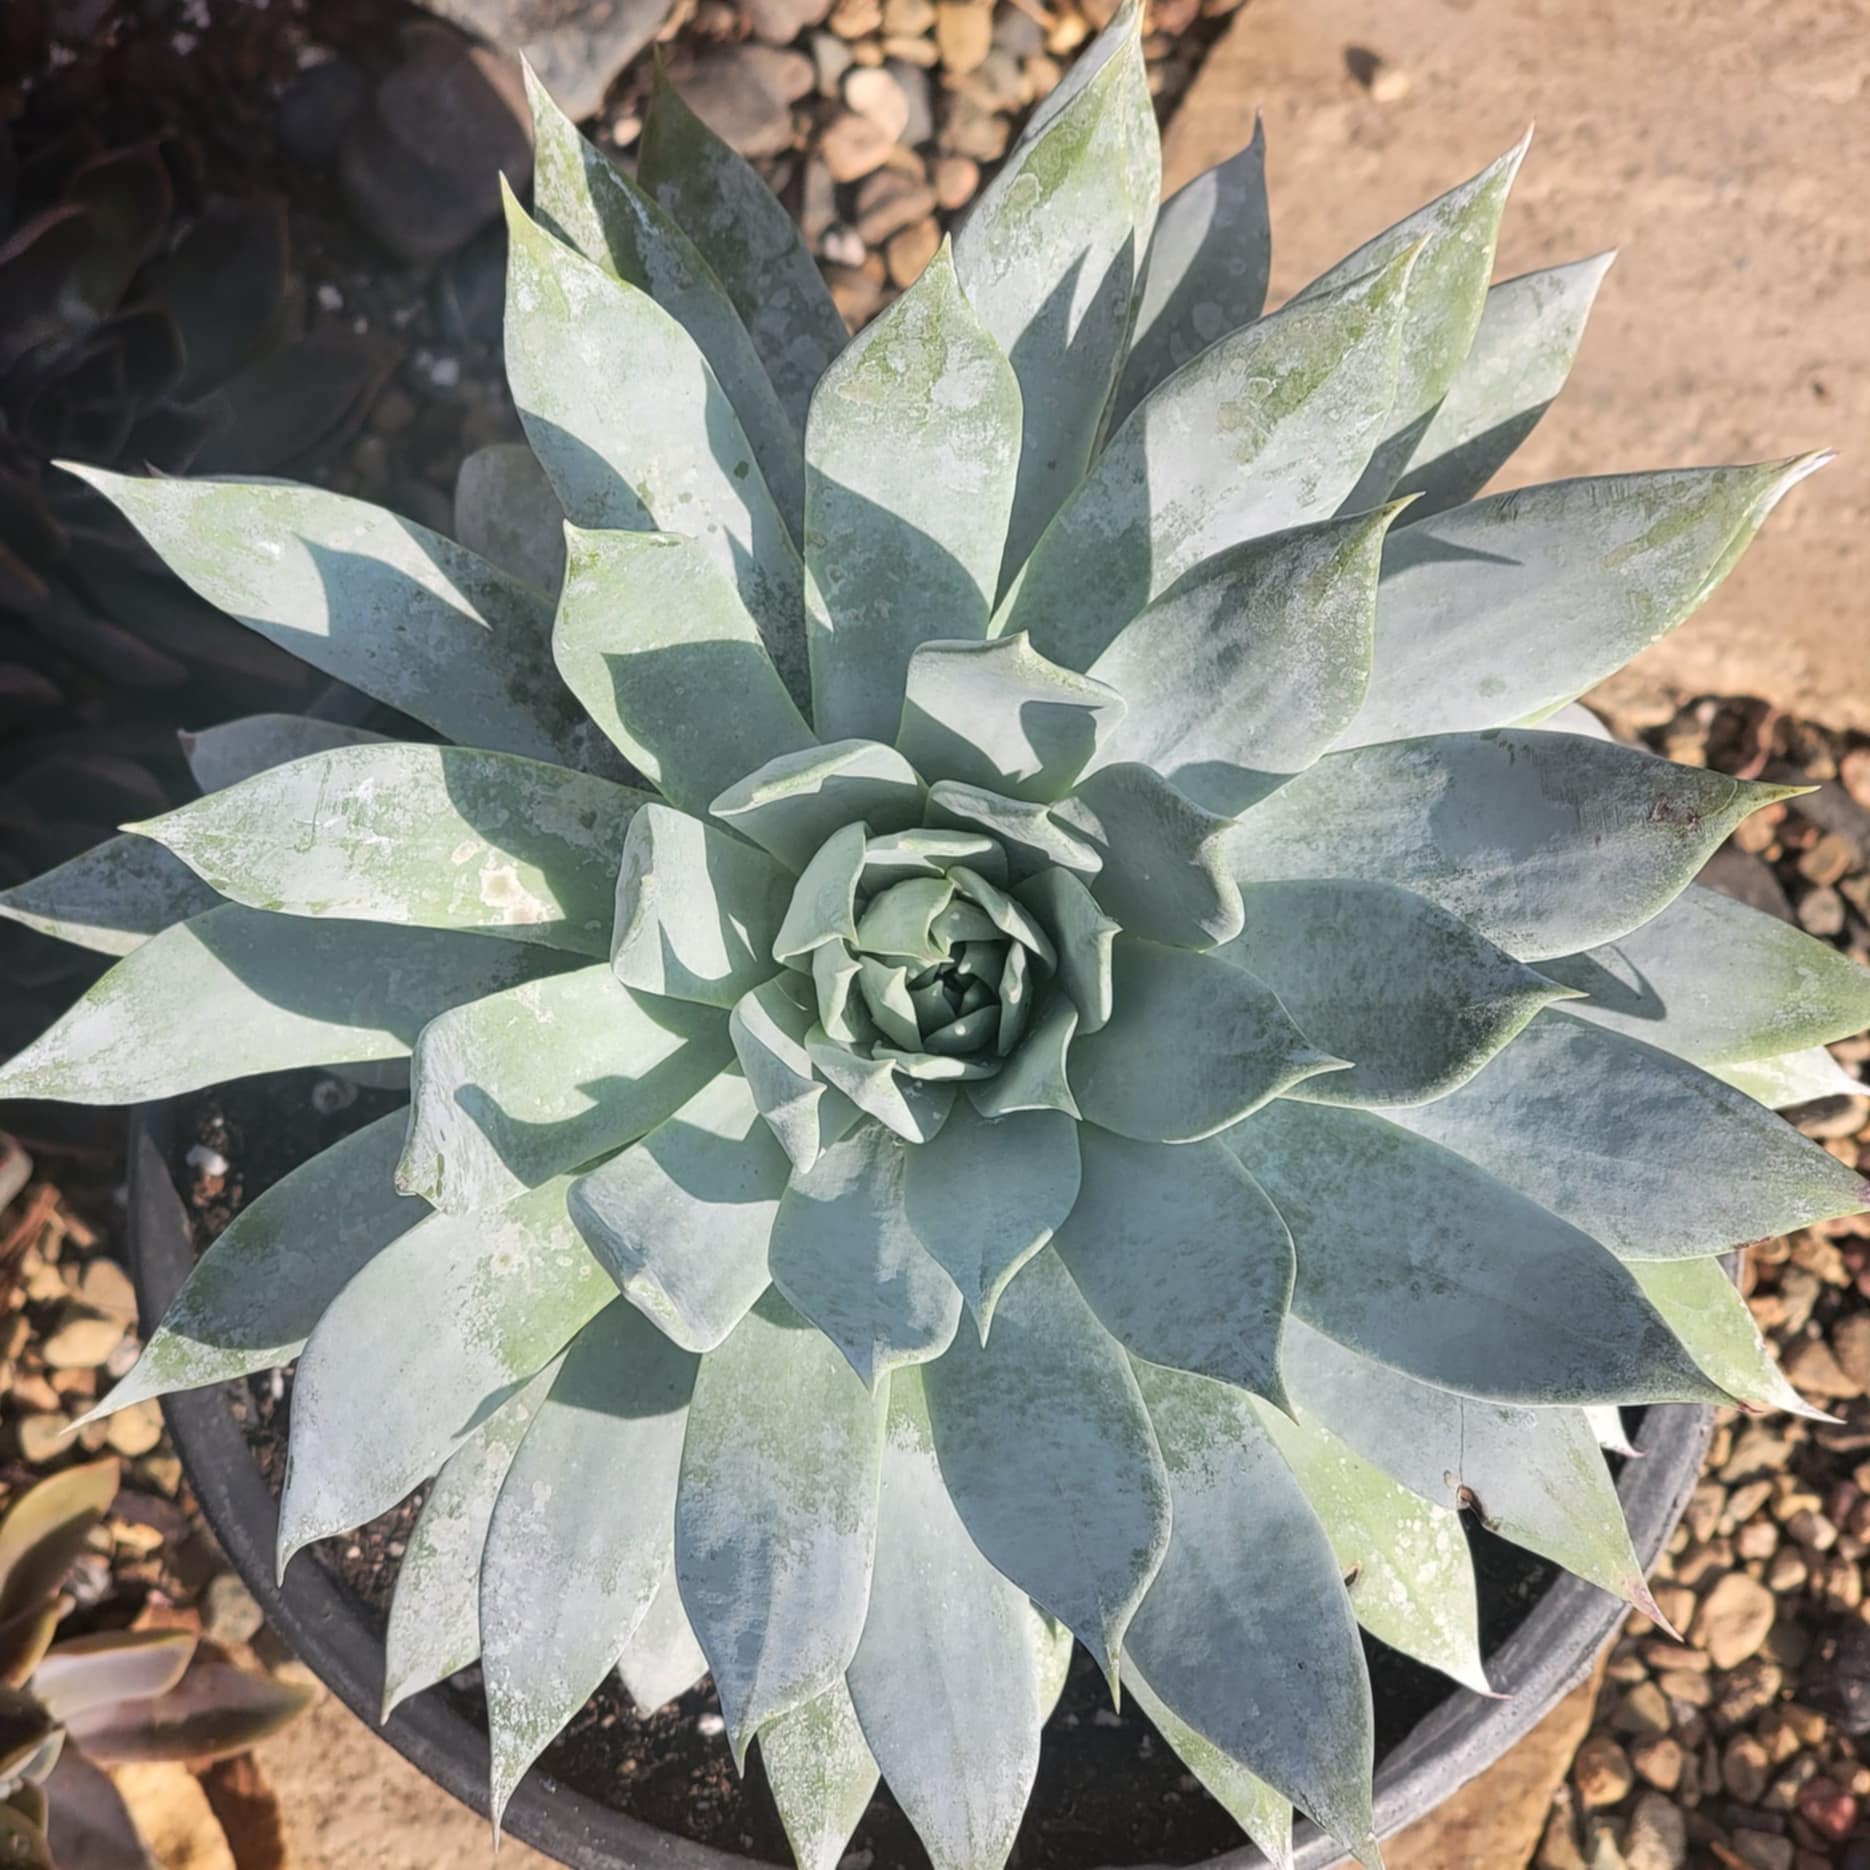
left=2, top=9, right=1868, bottom=1864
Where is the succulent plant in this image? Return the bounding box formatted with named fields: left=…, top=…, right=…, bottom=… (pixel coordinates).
left=0, top=1458, right=311, bottom=1868
left=0, top=105, right=387, bottom=1057
left=2, top=10, right=1866, bottom=1863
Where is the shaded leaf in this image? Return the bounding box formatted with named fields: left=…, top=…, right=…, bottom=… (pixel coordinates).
left=710, top=740, right=924, bottom=872
left=1126, top=1360, right=1376, bottom=1859
left=1341, top=457, right=1827, bottom=748
left=134, top=743, right=646, bottom=956
left=1055, top=1128, right=1292, bottom=1402
left=180, top=713, right=382, bottom=794
left=1112, top=125, right=1270, bottom=426
left=276, top=1177, right=617, bottom=1569
left=67, top=468, right=606, bottom=772
left=1233, top=730, right=1798, bottom=960
left=1013, top=868, right=1117, bottom=1033
left=1392, top=253, right=1616, bottom=517
left=610, top=804, right=795, bottom=1008
left=568, top=1068, right=787, bottom=1352
left=1217, top=878, right=1571, bottom=1106
left=95, top=1114, right=424, bottom=1417
left=847, top=1366, right=1046, bottom=1870
left=769, top=1121, right=963, bottom=1387
left=1389, top=1010, right=1869, bottom=1256
left=1227, top=1100, right=1723, bottom=1406
left=922, top=1248, right=1170, bottom=1684
left=502, top=187, right=804, bottom=692
left=1069, top=939, right=1343, bottom=1142
left=925, top=781, right=1101, bottom=884
left=555, top=527, right=814, bottom=813
left=675, top=1292, right=886, bottom=1759
left=638, top=72, right=847, bottom=434
left=482, top=1302, right=696, bottom=1822
left=995, top=243, right=1418, bottom=672
left=1086, top=507, right=1395, bottom=815
left=806, top=242, right=1022, bottom=744
left=0, top=907, right=571, bottom=1104
left=901, top=1099, right=1080, bottom=1336
left=617, top=1568, right=710, bottom=1712
left=729, top=975, right=861, bottom=1172
left=453, top=441, right=566, bottom=593
left=0, top=833, right=217, bottom=958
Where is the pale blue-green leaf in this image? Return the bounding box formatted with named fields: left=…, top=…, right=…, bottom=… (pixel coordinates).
left=1085, top=508, right=1396, bottom=815
left=946, top=863, right=1054, bottom=964
left=897, top=634, right=1121, bottom=805
left=638, top=71, right=847, bottom=435
left=1296, top=135, right=1526, bottom=509
left=88, top=1114, right=420, bottom=1421
left=862, top=827, right=1006, bottom=890
left=1013, top=869, right=1117, bottom=1033
left=1629, top=1256, right=1825, bottom=1421
left=1125, top=1666, right=1293, bottom=1870
left=1714, top=1047, right=1863, bottom=1108
left=0, top=907, right=570, bottom=1104
left=1341, top=457, right=1828, bottom=749
left=1227, top=1100, right=1723, bottom=1406
left=1585, top=1405, right=1639, bottom=1457
left=805, top=241, right=1022, bottom=744
left=1111, top=123, right=1270, bottom=428
left=847, top=1365, right=1045, bottom=1870
left=568, top=1068, right=787, bottom=1352
left=1126, top=1360, right=1376, bottom=1859
left=398, top=964, right=732, bottom=1212
left=482, top=1301, right=696, bottom=1823
left=774, top=821, right=869, bottom=968
left=813, top=943, right=872, bottom=1044
left=675, top=1291, right=886, bottom=1759
left=922, top=1247, right=1170, bottom=1684
left=1217, top=879, right=1572, bottom=1106
left=616, top=1567, right=710, bottom=1711
left=993, top=243, right=1418, bottom=673
left=501, top=187, right=805, bottom=691
left=901, top=1100, right=1079, bottom=1335
left=555, top=528, right=814, bottom=813
left=133, top=743, right=646, bottom=957
left=453, top=441, right=566, bottom=593
left=1054, top=763, right=1242, bottom=947
left=954, top=4, right=1157, bottom=579
left=965, top=995, right=1079, bottom=1121
left=758, top=1683, right=880, bottom=1870
left=710, top=739, right=924, bottom=872
left=729, top=975, right=861, bottom=1171
left=857, top=958, right=922, bottom=1050
left=610, top=804, right=794, bottom=1008
left=925, top=781, right=1100, bottom=884
left=527, top=64, right=804, bottom=529
left=1069, top=940, right=1343, bottom=1143
left=1055, top=1129, right=1292, bottom=1403
left=382, top=1364, right=559, bottom=1720
left=1032, top=1609, right=1073, bottom=1721
left=1527, top=700, right=1615, bottom=740
left=1541, top=882, right=1870, bottom=1065
left=65, top=467, right=606, bottom=771
left=1249, top=1399, right=1489, bottom=1694
left=1280, top=1315, right=1660, bottom=1613
left=89, top=1115, right=423, bottom=1421
left=855, top=876, right=954, bottom=967
left=278, top=1176, right=615, bottom=1571
left=1391, top=253, right=1615, bottom=517
left=1388, top=1011, right=1869, bottom=1257
left=1233, top=731, right=1799, bottom=961
left=0, top=835, right=216, bottom=958
left=181, top=713, right=385, bottom=794
left=769, top=1121, right=963, bottom=1387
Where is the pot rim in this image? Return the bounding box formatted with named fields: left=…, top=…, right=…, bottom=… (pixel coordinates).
left=127, top=1102, right=1714, bottom=1870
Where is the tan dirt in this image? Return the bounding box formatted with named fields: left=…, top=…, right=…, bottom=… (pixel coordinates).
left=1165, top=0, right=1870, bottom=731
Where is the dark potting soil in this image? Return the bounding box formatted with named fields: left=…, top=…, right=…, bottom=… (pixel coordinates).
left=170, top=1069, right=1562, bottom=1870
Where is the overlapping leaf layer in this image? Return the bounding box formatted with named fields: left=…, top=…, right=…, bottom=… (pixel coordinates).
left=3, top=13, right=1862, bottom=1867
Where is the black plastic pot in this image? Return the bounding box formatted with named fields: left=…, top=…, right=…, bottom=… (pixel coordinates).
left=129, top=1103, right=1715, bottom=1870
